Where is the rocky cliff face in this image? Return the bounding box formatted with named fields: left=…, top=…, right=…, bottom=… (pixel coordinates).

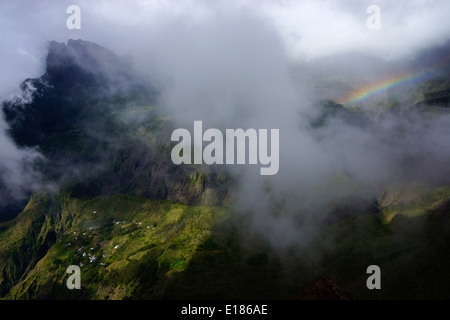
left=1, top=40, right=229, bottom=212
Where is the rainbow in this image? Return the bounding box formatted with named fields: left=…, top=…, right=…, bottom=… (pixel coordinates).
left=338, top=69, right=437, bottom=106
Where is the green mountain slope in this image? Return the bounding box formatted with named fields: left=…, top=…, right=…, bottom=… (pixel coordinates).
left=0, top=193, right=227, bottom=299
left=2, top=183, right=449, bottom=299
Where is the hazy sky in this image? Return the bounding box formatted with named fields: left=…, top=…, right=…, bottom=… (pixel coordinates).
left=1, top=0, right=450, bottom=96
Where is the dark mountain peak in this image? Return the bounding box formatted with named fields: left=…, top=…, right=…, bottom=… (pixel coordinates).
left=47, top=40, right=121, bottom=72
left=2, top=39, right=149, bottom=148
left=44, top=39, right=132, bottom=91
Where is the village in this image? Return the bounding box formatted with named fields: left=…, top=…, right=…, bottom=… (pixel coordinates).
left=65, top=210, right=158, bottom=269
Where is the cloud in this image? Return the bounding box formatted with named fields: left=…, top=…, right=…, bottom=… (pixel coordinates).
left=264, top=0, right=450, bottom=60
left=0, top=113, right=43, bottom=205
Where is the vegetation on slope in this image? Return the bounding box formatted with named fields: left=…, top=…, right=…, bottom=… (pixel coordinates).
left=0, top=193, right=227, bottom=299
left=1, top=183, right=450, bottom=299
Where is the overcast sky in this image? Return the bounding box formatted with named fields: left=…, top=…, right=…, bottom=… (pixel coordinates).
left=1, top=0, right=450, bottom=96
